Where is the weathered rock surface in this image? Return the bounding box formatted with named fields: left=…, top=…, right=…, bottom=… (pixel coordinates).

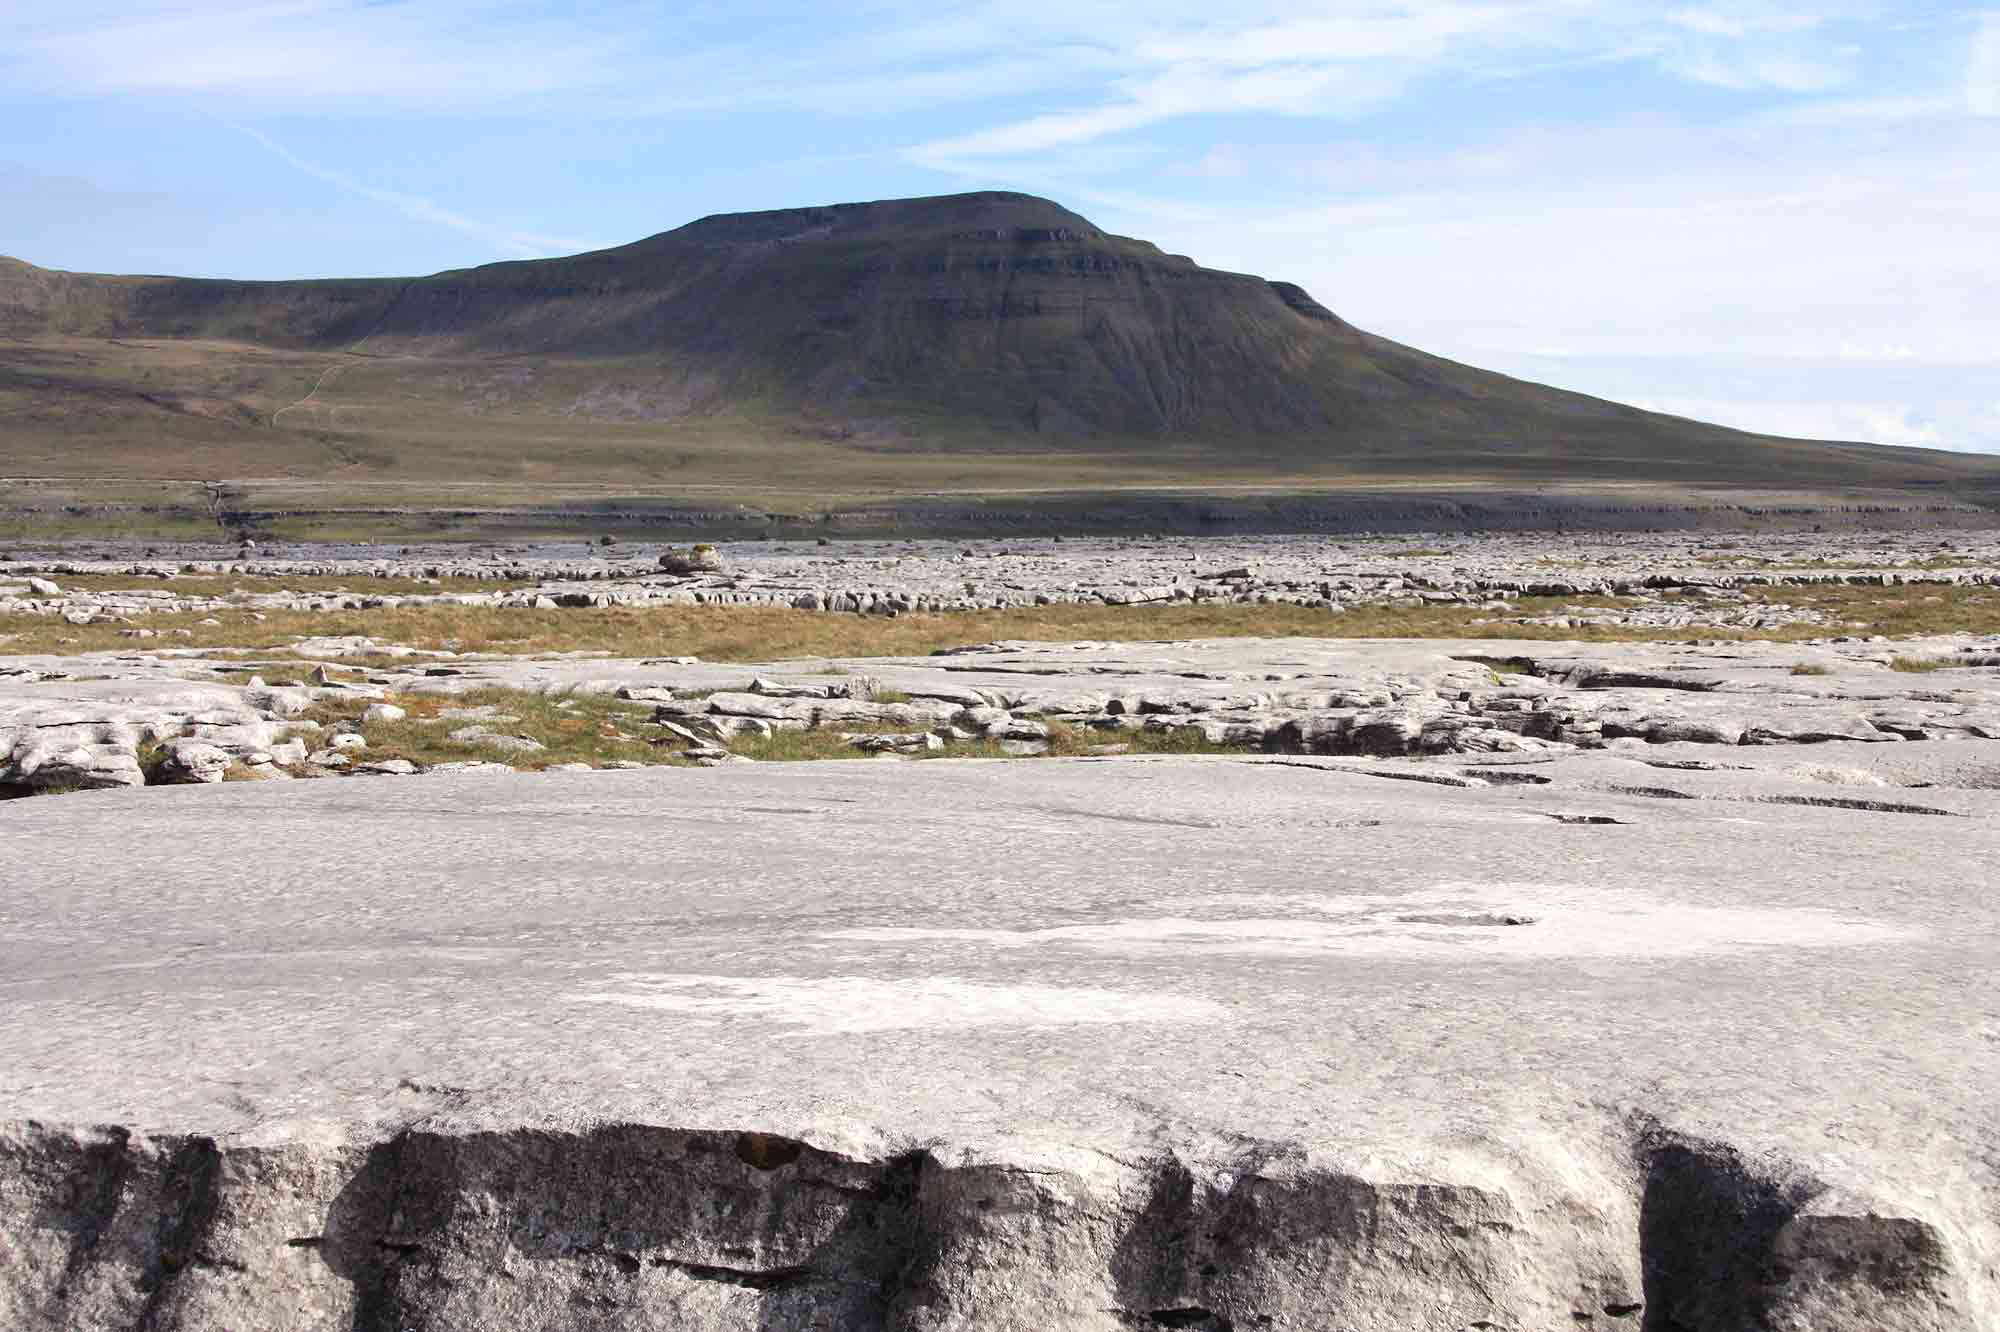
left=7, top=624, right=2000, bottom=789
left=0, top=758, right=1994, bottom=1330
left=5, top=528, right=2000, bottom=627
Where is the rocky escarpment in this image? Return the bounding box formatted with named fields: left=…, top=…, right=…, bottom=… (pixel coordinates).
left=0, top=1119, right=1980, bottom=1331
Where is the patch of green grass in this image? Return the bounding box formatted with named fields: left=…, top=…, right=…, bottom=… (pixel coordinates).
left=293, top=683, right=1267, bottom=773
left=299, top=685, right=679, bottom=772
left=1889, top=656, right=1957, bottom=673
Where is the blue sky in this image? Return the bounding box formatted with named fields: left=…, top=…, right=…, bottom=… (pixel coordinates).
left=4, top=1, right=1998, bottom=451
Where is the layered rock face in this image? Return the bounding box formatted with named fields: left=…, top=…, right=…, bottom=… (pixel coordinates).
left=1, top=1122, right=1978, bottom=1330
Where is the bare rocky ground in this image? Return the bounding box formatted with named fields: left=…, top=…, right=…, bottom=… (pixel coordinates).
left=3, top=528, right=1999, bottom=1329
left=5, top=529, right=1999, bottom=791
left=5, top=528, right=2000, bottom=627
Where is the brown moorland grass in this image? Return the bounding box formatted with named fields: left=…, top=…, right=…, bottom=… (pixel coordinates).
left=4, top=585, right=1998, bottom=662
left=8, top=596, right=1631, bottom=658
left=35, top=573, right=535, bottom=597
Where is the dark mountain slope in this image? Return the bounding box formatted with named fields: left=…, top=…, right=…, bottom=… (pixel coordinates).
left=3, top=191, right=1997, bottom=507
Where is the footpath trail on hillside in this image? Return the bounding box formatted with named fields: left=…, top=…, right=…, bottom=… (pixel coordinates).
left=268, top=360, right=347, bottom=429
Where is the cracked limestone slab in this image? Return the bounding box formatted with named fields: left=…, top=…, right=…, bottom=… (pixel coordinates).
left=0, top=757, right=1994, bottom=1329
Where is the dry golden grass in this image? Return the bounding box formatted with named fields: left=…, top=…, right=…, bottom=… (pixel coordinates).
left=1748, top=584, right=2000, bottom=637
left=5, top=584, right=1999, bottom=663
left=44, top=572, right=532, bottom=597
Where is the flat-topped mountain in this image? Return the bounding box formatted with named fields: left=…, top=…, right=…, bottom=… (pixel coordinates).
left=3, top=191, right=1998, bottom=531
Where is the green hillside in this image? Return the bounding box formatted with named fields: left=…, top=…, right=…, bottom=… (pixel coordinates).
left=3, top=190, right=1998, bottom=536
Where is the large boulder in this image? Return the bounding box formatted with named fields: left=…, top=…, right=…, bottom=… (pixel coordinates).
left=0, top=736, right=144, bottom=790
left=658, top=545, right=723, bottom=575
left=156, top=740, right=233, bottom=785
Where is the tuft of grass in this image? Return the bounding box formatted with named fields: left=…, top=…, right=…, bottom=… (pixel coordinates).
left=135, top=738, right=176, bottom=784
left=1889, top=656, right=1956, bottom=673
left=1789, top=663, right=1833, bottom=676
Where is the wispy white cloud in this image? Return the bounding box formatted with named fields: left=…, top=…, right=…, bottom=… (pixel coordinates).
left=1062, top=101, right=2000, bottom=451
left=5, top=0, right=616, bottom=104
left=1654, top=46, right=1853, bottom=92
left=2, top=0, right=1895, bottom=124
left=1634, top=397, right=1945, bottom=447
left=1664, top=6, right=1828, bottom=39
left=224, top=122, right=600, bottom=259
left=1972, top=10, right=2000, bottom=113
left=901, top=2, right=1885, bottom=172
left=1479, top=349, right=2000, bottom=452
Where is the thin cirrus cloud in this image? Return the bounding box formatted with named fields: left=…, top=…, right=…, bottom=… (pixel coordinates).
left=8, top=0, right=1116, bottom=111
left=4, top=0, right=617, bottom=103
left=903, top=2, right=1879, bottom=170
left=8, top=1, right=1881, bottom=117
left=221, top=121, right=603, bottom=259
left=1973, top=10, right=2000, bottom=113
